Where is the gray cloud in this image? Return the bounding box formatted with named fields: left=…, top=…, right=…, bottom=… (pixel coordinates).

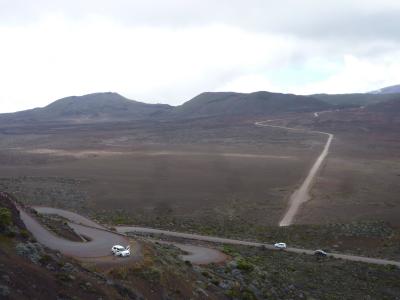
left=1, top=0, right=400, bottom=41
left=0, top=0, right=399, bottom=112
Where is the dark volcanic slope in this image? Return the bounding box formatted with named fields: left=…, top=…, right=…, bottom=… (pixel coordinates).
left=168, top=91, right=331, bottom=119
left=369, top=84, right=400, bottom=95
left=311, top=93, right=400, bottom=107
left=366, top=96, right=400, bottom=114
left=0, top=92, right=172, bottom=124
left=3, top=89, right=399, bottom=125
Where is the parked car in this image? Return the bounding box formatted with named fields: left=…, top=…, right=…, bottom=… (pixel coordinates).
left=314, top=249, right=328, bottom=257
left=115, top=246, right=130, bottom=257
left=274, top=242, right=287, bottom=249
left=111, top=245, right=126, bottom=255
left=111, top=245, right=131, bottom=257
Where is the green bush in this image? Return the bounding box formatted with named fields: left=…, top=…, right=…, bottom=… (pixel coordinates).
left=39, top=254, right=52, bottom=264
left=225, top=289, right=240, bottom=298
left=241, top=289, right=257, bottom=300
left=222, top=245, right=237, bottom=256
left=20, top=229, right=30, bottom=239
left=0, top=207, right=12, bottom=228
left=201, top=271, right=211, bottom=278
left=236, top=258, right=254, bottom=272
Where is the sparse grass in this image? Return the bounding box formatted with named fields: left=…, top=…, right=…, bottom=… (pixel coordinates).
left=203, top=244, right=400, bottom=300
left=110, top=266, right=130, bottom=280
left=138, top=266, right=161, bottom=282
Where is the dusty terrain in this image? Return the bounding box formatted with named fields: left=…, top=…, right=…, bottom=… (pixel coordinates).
left=0, top=99, right=399, bottom=232
left=0, top=108, right=399, bottom=232
left=291, top=108, right=400, bottom=226
left=0, top=118, right=325, bottom=229
left=3, top=193, right=400, bottom=300
left=0, top=193, right=231, bottom=299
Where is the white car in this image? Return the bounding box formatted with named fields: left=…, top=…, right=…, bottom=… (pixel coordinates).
left=274, top=242, right=287, bottom=249
left=111, top=245, right=131, bottom=257
left=314, top=249, right=328, bottom=257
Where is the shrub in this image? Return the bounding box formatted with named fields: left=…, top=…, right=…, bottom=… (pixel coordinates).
left=241, top=289, right=257, bottom=300
left=225, top=288, right=240, bottom=298
left=184, top=260, right=192, bottom=267
left=236, top=258, right=254, bottom=272
left=111, top=267, right=129, bottom=280
left=39, top=254, right=52, bottom=264
left=0, top=208, right=12, bottom=228
left=201, top=271, right=211, bottom=278
left=56, top=272, right=72, bottom=282
left=222, top=245, right=236, bottom=255
left=20, top=229, right=30, bottom=239
left=141, top=267, right=161, bottom=282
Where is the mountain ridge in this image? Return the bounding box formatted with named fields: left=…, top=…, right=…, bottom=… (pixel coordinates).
left=169, top=91, right=332, bottom=119
left=0, top=92, right=172, bottom=123
left=1, top=86, right=400, bottom=124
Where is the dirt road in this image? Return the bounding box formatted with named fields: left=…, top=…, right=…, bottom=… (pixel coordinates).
left=117, top=226, right=400, bottom=267
left=22, top=206, right=227, bottom=265
left=255, top=120, right=334, bottom=226
left=18, top=206, right=130, bottom=258
left=18, top=206, right=400, bottom=267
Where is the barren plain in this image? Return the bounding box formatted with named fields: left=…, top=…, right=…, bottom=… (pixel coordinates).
left=0, top=118, right=325, bottom=229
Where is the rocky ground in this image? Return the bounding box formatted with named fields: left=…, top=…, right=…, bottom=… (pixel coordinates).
left=0, top=177, right=89, bottom=212
left=201, top=244, right=400, bottom=299
left=2, top=191, right=400, bottom=299
left=0, top=192, right=130, bottom=299
left=0, top=192, right=227, bottom=299
left=124, top=233, right=400, bottom=299
left=35, top=213, right=84, bottom=242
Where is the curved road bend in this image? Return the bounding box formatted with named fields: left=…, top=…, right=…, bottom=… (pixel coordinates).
left=23, top=206, right=227, bottom=265
left=117, top=226, right=400, bottom=267
left=33, top=206, right=104, bottom=229
left=254, top=120, right=334, bottom=226
left=17, top=206, right=129, bottom=258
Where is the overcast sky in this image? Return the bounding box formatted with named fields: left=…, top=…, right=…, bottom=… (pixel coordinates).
left=1, top=0, right=400, bottom=112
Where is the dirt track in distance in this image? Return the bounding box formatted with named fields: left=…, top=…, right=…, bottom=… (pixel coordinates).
left=255, top=120, right=334, bottom=226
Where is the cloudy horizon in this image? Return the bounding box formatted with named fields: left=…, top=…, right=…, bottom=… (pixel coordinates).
left=1, top=0, right=400, bottom=113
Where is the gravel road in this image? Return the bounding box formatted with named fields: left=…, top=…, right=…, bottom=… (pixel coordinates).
left=255, top=120, right=334, bottom=226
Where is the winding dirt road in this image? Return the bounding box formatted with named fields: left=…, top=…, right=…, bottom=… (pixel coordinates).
left=18, top=206, right=226, bottom=264
left=254, top=120, right=334, bottom=226
left=18, top=206, right=129, bottom=258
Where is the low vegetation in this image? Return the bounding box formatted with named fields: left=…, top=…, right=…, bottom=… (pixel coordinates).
left=107, top=240, right=226, bottom=299
left=200, top=244, right=400, bottom=299
left=36, top=213, right=84, bottom=241
left=0, top=207, right=12, bottom=228
left=0, top=193, right=130, bottom=299
left=126, top=214, right=400, bottom=260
